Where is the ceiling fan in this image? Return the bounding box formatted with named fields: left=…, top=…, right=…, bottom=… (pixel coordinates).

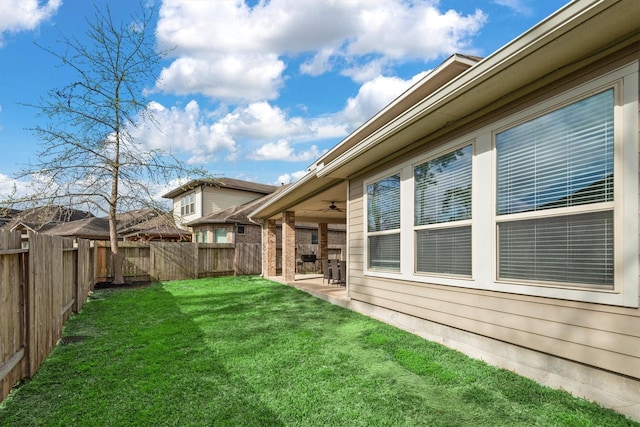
left=322, top=201, right=344, bottom=213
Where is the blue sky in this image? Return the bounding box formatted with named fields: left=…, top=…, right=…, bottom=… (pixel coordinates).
left=0, top=0, right=569, bottom=202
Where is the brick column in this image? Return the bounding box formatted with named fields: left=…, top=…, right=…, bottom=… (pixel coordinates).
left=318, top=223, right=328, bottom=261
left=282, top=211, right=296, bottom=282
left=262, top=220, right=276, bottom=277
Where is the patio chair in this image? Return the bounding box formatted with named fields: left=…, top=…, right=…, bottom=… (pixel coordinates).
left=322, top=259, right=332, bottom=284
left=335, top=261, right=345, bottom=286
left=329, top=259, right=340, bottom=285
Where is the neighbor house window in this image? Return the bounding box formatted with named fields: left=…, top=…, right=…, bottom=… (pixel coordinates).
left=214, top=228, right=228, bottom=244
left=311, top=230, right=318, bottom=244
left=495, top=88, right=614, bottom=287
left=237, top=225, right=245, bottom=235
left=414, top=144, right=472, bottom=276
left=180, top=192, right=195, bottom=216
left=367, top=174, right=401, bottom=270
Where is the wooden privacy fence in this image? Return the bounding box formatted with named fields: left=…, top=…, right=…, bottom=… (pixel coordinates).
left=95, top=241, right=263, bottom=283
left=0, top=231, right=95, bottom=403
left=1, top=234, right=321, bottom=403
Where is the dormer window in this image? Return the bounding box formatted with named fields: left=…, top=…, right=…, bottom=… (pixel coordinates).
left=180, top=192, right=195, bottom=216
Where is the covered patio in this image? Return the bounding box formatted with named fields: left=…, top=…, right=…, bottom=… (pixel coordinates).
left=269, top=273, right=350, bottom=308
left=253, top=179, right=349, bottom=286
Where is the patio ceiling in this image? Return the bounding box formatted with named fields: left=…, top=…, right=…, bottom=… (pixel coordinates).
left=264, top=178, right=347, bottom=224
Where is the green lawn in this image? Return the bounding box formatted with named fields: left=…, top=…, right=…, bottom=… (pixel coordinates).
left=0, top=276, right=636, bottom=426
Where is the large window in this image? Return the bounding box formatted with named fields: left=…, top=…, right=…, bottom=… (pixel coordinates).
left=414, top=145, right=472, bottom=276
left=367, top=174, right=401, bottom=270
left=180, top=192, right=195, bottom=216
left=496, top=89, right=614, bottom=287
left=361, top=64, right=637, bottom=307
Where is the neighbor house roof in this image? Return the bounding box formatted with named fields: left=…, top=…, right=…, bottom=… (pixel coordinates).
left=43, top=217, right=111, bottom=240
left=162, top=178, right=278, bottom=199
left=250, top=0, right=639, bottom=221
left=119, top=213, right=190, bottom=240
left=6, top=205, right=94, bottom=233
left=187, top=185, right=289, bottom=226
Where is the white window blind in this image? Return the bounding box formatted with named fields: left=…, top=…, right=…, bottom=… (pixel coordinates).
left=496, top=89, right=614, bottom=215
left=415, top=145, right=472, bottom=225
left=367, top=174, right=400, bottom=232
left=368, top=234, right=401, bottom=270
left=496, top=89, right=614, bottom=287
left=416, top=226, right=472, bottom=275
left=498, top=212, right=613, bottom=286
left=367, top=174, right=400, bottom=271
left=414, top=145, right=472, bottom=276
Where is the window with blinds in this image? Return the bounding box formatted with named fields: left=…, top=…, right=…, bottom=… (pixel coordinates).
left=414, top=145, right=472, bottom=276
left=495, top=88, right=614, bottom=287
left=367, top=174, right=400, bottom=270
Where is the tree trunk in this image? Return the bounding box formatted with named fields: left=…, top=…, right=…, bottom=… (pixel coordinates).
left=109, top=211, right=124, bottom=285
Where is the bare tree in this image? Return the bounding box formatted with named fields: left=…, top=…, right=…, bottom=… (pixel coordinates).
left=7, top=4, right=203, bottom=284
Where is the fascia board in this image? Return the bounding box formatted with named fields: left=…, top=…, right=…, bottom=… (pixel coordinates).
left=315, top=0, right=612, bottom=180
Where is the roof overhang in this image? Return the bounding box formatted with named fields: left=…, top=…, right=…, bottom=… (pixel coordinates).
left=250, top=0, right=639, bottom=221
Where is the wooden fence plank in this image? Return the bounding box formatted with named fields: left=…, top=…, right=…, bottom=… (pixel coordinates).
left=151, top=242, right=198, bottom=281
left=1, top=232, right=94, bottom=404
left=235, top=243, right=261, bottom=275
left=0, top=230, right=25, bottom=402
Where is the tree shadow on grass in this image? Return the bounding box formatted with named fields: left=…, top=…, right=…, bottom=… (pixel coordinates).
left=0, top=283, right=285, bottom=427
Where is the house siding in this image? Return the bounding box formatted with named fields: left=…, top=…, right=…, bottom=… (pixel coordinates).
left=346, top=50, right=640, bottom=390
left=201, top=188, right=266, bottom=216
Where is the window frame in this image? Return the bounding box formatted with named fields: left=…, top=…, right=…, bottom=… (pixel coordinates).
left=364, top=170, right=402, bottom=274
left=413, top=142, right=474, bottom=278
left=214, top=228, right=228, bottom=244
left=359, top=61, right=638, bottom=307
left=180, top=192, right=195, bottom=216
left=494, top=87, right=616, bottom=289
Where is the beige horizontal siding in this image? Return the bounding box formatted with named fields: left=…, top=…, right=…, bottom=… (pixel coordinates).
left=345, top=51, right=640, bottom=379
left=348, top=283, right=640, bottom=379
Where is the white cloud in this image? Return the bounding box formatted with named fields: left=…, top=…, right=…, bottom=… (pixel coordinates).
left=156, top=54, right=285, bottom=103
left=338, top=72, right=429, bottom=128
left=348, top=4, right=486, bottom=60
left=493, top=0, right=534, bottom=16
left=276, top=171, right=308, bottom=185
left=132, top=100, right=238, bottom=165
left=250, top=140, right=322, bottom=162
left=0, top=173, right=33, bottom=200
left=155, top=0, right=487, bottom=101
left=300, top=48, right=337, bottom=76
left=140, top=67, right=432, bottom=167
left=0, top=0, right=61, bottom=47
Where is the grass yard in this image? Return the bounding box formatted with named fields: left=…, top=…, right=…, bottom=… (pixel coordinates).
left=0, top=276, right=636, bottom=426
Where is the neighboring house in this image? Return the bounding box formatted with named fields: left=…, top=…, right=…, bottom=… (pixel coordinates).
left=4, top=205, right=95, bottom=242
left=162, top=178, right=279, bottom=230
left=43, top=217, right=111, bottom=240
left=2, top=206, right=186, bottom=242
left=0, top=208, right=21, bottom=227
left=250, top=0, right=639, bottom=419
left=4, top=205, right=94, bottom=233
left=186, top=184, right=346, bottom=265
left=115, top=208, right=190, bottom=242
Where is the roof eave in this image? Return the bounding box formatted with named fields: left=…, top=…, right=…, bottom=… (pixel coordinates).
left=250, top=0, right=639, bottom=220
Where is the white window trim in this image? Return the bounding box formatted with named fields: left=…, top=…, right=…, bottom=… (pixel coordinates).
left=412, top=140, right=475, bottom=279
left=361, top=61, right=638, bottom=308
left=363, top=169, right=403, bottom=277
left=180, top=192, right=196, bottom=216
